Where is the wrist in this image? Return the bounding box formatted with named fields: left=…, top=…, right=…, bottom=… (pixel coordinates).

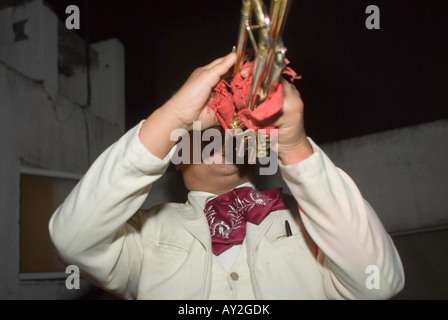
left=278, top=138, right=314, bottom=165
left=139, top=105, right=190, bottom=159
left=160, top=100, right=194, bottom=131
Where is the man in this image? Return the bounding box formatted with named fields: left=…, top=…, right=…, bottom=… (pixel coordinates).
left=49, top=52, right=404, bottom=299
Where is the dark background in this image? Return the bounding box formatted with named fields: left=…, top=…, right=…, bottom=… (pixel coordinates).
left=46, top=0, right=448, bottom=144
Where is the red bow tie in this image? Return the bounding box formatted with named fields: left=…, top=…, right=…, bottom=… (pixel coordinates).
left=204, top=186, right=288, bottom=255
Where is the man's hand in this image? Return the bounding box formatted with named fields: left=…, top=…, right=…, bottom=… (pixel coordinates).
left=139, top=53, right=236, bottom=159
left=165, top=53, right=236, bottom=131
left=269, top=79, right=314, bottom=165
left=240, top=65, right=314, bottom=165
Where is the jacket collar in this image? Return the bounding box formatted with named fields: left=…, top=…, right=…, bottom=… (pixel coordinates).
left=188, top=181, right=257, bottom=210
left=172, top=194, right=212, bottom=250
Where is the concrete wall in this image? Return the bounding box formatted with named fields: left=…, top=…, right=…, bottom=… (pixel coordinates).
left=318, top=121, right=448, bottom=299
left=320, top=120, right=448, bottom=234
left=392, top=228, right=448, bottom=299
left=0, top=0, right=58, bottom=98
left=0, top=0, right=124, bottom=299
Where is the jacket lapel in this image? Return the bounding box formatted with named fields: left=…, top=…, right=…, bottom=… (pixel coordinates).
left=174, top=194, right=212, bottom=250
left=172, top=194, right=214, bottom=299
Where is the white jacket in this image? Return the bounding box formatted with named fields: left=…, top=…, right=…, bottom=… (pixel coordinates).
left=49, top=121, right=405, bottom=300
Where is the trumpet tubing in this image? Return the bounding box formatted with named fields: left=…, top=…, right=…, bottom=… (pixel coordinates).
left=227, top=0, right=292, bottom=160
left=233, top=0, right=291, bottom=115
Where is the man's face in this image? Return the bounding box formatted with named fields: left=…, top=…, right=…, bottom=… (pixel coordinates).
left=176, top=126, right=255, bottom=192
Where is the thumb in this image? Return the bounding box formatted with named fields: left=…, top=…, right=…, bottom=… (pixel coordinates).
left=208, top=52, right=236, bottom=76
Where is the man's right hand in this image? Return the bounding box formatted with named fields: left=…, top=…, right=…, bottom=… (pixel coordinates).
left=139, top=53, right=236, bottom=159
left=166, top=53, right=236, bottom=131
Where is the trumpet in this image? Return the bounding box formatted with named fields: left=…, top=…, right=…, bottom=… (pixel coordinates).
left=226, top=0, right=292, bottom=159
left=234, top=0, right=291, bottom=112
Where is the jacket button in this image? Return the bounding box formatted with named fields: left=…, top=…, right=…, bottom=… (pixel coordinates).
left=230, top=272, right=239, bottom=281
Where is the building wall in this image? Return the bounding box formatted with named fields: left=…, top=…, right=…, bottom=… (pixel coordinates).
left=319, top=120, right=448, bottom=299
left=321, top=119, right=448, bottom=234
left=0, top=0, right=124, bottom=299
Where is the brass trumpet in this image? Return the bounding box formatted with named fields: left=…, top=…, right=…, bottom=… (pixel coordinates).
left=234, top=0, right=291, bottom=111
left=228, top=0, right=292, bottom=159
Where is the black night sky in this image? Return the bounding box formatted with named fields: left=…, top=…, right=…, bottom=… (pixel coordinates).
left=46, top=0, right=448, bottom=144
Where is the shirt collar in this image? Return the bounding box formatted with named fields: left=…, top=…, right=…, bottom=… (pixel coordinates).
left=189, top=181, right=256, bottom=210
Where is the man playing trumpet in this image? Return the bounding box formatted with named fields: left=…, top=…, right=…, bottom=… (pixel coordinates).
left=49, top=52, right=404, bottom=299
